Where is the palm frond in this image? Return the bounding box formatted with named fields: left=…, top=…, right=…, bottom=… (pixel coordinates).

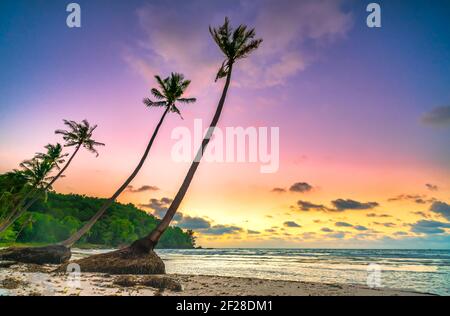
left=215, top=60, right=230, bottom=81
left=143, top=98, right=167, bottom=107
left=177, top=98, right=196, bottom=104
left=151, top=88, right=165, bottom=100
left=170, top=105, right=184, bottom=120
left=236, top=39, right=263, bottom=59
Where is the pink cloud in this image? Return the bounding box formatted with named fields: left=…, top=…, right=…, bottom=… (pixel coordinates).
left=124, top=0, right=353, bottom=91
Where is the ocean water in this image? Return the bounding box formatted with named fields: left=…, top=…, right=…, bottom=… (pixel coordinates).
left=72, top=248, right=450, bottom=296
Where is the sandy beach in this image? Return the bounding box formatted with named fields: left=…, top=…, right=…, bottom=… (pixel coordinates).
left=0, top=261, right=431, bottom=296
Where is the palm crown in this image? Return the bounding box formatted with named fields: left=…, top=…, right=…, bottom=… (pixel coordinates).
left=55, top=120, right=105, bottom=156
left=35, top=143, right=68, bottom=171
left=143, top=73, right=196, bottom=119
left=18, top=158, right=55, bottom=189
left=209, top=17, right=263, bottom=81
left=16, top=143, right=67, bottom=189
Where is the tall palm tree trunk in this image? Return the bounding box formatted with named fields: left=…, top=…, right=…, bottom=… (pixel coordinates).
left=0, top=144, right=82, bottom=234
left=60, top=106, right=171, bottom=247
left=131, top=64, right=234, bottom=253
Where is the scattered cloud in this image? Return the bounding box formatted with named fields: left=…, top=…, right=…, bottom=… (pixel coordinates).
left=126, top=185, right=159, bottom=193
left=177, top=215, right=211, bottom=230
left=421, top=105, right=450, bottom=127
left=373, top=222, right=396, bottom=228
left=127, top=0, right=353, bottom=92
left=326, top=232, right=346, bottom=239
left=289, top=182, right=313, bottom=193
left=331, top=199, right=379, bottom=211
left=139, top=197, right=173, bottom=216
left=247, top=230, right=261, bottom=235
left=335, top=222, right=353, bottom=227
left=411, top=220, right=450, bottom=235
left=425, top=183, right=439, bottom=192
left=244, top=0, right=353, bottom=88
left=332, top=222, right=371, bottom=231
left=271, top=187, right=287, bottom=193
left=202, top=225, right=244, bottom=235
left=296, top=200, right=328, bottom=212
left=321, top=227, right=333, bottom=233
left=412, top=211, right=432, bottom=218
left=388, top=194, right=435, bottom=204
left=367, top=213, right=392, bottom=218
left=296, top=199, right=379, bottom=213
left=283, top=221, right=301, bottom=228
left=429, top=201, right=450, bottom=221
left=300, top=232, right=317, bottom=240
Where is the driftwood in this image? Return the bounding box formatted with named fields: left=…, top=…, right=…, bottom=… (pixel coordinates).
left=0, top=245, right=71, bottom=264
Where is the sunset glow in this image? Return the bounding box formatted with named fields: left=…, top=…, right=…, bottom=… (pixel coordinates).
left=1, top=0, right=449, bottom=249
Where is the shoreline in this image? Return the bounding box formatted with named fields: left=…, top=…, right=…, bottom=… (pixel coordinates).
left=0, top=262, right=433, bottom=296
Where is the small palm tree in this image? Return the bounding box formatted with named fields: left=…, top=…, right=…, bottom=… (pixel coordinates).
left=55, top=119, right=104, bottom=157
left=35, top=143, right=69, bottom=170
left=60, top=73, right=196, bottom=247
left=17, top=143, right=69, bottom=203
left=20, top=157, right=56, bottom=190
left=0, top=120, right=104, bottom=234
left=0, top=156, right=56, bottom=233
left=131, top=17, right=262, bottom=252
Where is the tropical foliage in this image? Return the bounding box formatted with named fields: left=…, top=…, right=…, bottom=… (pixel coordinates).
left=0, top=190, right=195, bottom=248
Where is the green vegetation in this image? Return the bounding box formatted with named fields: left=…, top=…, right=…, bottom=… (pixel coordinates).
left=0, top=191, right=195, bottom=249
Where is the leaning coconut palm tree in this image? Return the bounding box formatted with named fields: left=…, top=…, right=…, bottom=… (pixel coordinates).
left=0, top=145, right=65, bottom=234
left=21, top=150, right=61, bottom=188
left=35, top=143, right=68, bottom=167
left=131, top=17, right=262, bottom=252
left=65, top=17, right=262, bottom=274
left=59, top=73, right=196, bottom=248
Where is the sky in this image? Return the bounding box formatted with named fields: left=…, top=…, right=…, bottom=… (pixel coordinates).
left=1, top=0, right=449, bottom=248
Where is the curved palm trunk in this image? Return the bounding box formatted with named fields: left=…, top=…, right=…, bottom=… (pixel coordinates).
left=131, top=64, right=234, bottom=253
left=60, top=106, right=171, bottom=247
left=0, top=144, right=82, bottom=234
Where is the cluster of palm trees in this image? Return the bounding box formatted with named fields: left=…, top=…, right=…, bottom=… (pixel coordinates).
left=0, top=120, right=104, bottom=234
left=0, top=17, right=262, bottom=263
